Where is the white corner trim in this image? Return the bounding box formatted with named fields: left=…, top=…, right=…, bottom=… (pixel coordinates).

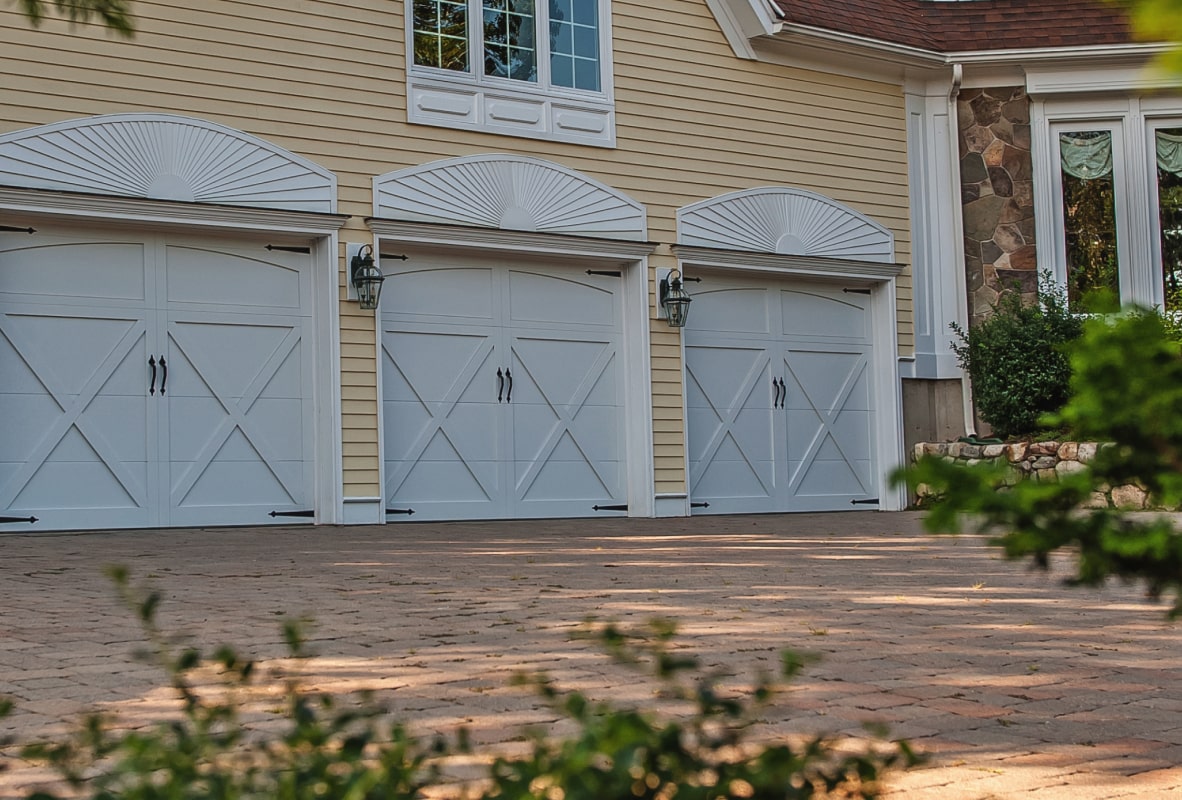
left=373, top=154, right=648, bottom=242
left=341, top=497, right=384, bottom=525
left=0, top=113, right=338, bottom=213
left=677, top=187, right=895, bottom=264
left=654, top=493, right=690, bottom=518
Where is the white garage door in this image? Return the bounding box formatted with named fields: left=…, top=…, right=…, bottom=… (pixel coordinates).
left=0, top=228, right=316, bottom=531
left=686, top=274, right=878, bottom=513
left=381, top=257, right=625, bottom=520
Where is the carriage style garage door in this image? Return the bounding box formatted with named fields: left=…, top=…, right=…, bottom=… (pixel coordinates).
left=685, top=273, right=878, bottom=514
left=0, top=228, right=316, bottom=531
left=381, top=256, right=625, bottom=521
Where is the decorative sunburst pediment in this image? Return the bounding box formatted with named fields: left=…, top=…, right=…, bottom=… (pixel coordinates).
left=0, top=114, right=336, bottom=213
left=677, top=187, right=894, bottom=263
left=374, top=155, right=647, bottom=241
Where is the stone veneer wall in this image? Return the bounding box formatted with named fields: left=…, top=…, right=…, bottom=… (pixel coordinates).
left=958, top=87, right=1037, bottom=326
left=913, top=441, right=1153, bottom=509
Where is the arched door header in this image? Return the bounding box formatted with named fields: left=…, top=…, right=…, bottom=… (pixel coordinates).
left=0, top=113, right=336, bottom=213
left=677, top=187, right=894, bottom=263
left=373, top=154, right=647, bottom=241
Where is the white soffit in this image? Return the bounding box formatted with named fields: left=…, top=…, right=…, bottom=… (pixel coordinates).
left=0, top=113, right=337, bottom=214
left=677, top=187, right=895, bottom=263
left=372, top=154, right=647, bottom=241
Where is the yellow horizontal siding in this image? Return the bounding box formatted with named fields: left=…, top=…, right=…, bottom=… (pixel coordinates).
left=0, top=0, right=913, bottom=501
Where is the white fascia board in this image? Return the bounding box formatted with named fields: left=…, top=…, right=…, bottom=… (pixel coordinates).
left=366, top=218, right=658, bottom=261
left=0, top=186, right=351, bottom=235
left=705, top=0, right=783, bottom=60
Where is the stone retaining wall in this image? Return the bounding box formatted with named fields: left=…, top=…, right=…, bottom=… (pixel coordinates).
left=913, top=440, right=1150, bottom=509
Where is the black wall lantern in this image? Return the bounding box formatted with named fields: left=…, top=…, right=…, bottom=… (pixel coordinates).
left=350, top=244, right=385, bottom=310
left=659, top=268, right=692, bottom=328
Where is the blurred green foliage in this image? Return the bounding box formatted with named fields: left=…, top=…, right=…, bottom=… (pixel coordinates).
left=898, top=308, right=1182, bottom=617
left=9, top=571, right=918, bottom=800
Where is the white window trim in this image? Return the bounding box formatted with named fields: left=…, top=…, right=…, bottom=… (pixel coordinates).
left=405, top=0, right=616, bottom=148
left=1032, top=96, right=1175, bottom=310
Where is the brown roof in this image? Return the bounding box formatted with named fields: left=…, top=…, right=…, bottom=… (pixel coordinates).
left=774, top=0, right=1134, bottom=52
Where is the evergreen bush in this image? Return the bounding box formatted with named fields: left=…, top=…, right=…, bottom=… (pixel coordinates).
left=951, top=276, right=1083, bottom=438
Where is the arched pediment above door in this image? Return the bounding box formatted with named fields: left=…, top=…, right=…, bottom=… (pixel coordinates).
left=0, top=113, right=336, bottom=213
left=677, top=187, right=894, bottom=263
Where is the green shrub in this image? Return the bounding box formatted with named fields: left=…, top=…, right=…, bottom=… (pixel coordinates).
left=951, top=276, right=1083, bottom=438
left=896, top=307, right=1182, bottom=617
left=10, top=570, right=919, bottom=800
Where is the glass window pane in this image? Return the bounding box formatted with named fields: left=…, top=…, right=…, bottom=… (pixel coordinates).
left=485, top=0, right=536, bottom=81
left=572, top=0, right=596, bottom=26
left=414, top=0, right=468, bottom=71
left=549, top=0, right=597, bottom=90
left=1060, top=131, right=1120, bottom=312
left=573, top=57, right=598, bottom=91
left=573, top=24, right=597, bottom=58
left=551, top=54, right=573, bottom=87
left=1157, top=128, right=1182, bottom=311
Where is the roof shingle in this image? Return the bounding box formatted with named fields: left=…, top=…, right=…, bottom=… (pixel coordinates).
left=774, top=0, right=1134, bottom=52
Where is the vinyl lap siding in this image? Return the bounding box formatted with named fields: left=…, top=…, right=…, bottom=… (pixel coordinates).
left=0, top=0, right=912, bottom=501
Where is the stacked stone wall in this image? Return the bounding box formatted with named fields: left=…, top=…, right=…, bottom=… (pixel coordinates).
left=958, top=87, right=1036, bottom=326
left=913, top=440, right=1152, bottom=509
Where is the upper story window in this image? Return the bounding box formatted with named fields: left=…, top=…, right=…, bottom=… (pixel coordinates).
left=407, top=0, right=615, bottom=147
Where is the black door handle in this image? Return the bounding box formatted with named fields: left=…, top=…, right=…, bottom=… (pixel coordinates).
left=777, top=378, right=786, bottom=408
left=159, top=357, right=167, bottom=395
left=149, top=356, right=157, bottom=395
left=505, top=368, right=512, bottom=403
left=497, top=368, right=504, bottom=402
left=771, top=376, right=779, bottom=408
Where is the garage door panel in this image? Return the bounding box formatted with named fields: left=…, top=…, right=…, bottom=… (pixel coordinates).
left=517, top=456, right=618, bottom=504
left=783, top=349, right=867, bottom=412
left=382, top=330, right=497, bottom=403
left=510, top=337, right=617, bottom=405
left=1, top=231, right=317, bottom=531
left=687, top=272, right=879, bottom=514
left=688, top=287, right=771, bottom=335
left=693, top=433, right=775, bottom=496
left=0, top=306, right=153, bottom=526
left=164, top=244, right=305, bottom=313
left=383, top=260, right=625, bottom=521
left=507, top=270, right=616, bottom=327
left=0, top=237, right=149, bottom=306
left=780, top=289, right=869, bottom=340
left=384, top=266, right=497, bottom=322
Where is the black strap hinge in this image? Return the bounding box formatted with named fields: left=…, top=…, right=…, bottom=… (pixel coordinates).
left=0, top=515, right=38, bottom=524
left=586, top=270, right=622, bottom=277
left=0, top=225, right=35, bottom=234
left=850, top=498, right=879, bottom=505
left=269, top=509, right=315, bottom=518
left=386, top=508, right=416, bottom=516
left=266, top=245, right=311, bottom=254
left=690, top=502, right=710, bottom=508
left=593, top=504, right=628, bottom=512
left=843, top=288, right=872, bottom=295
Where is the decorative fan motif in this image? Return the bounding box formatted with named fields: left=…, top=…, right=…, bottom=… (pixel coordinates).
left=677, top=187, right=894, bottom=263
left=374, top=155, right=647, bottom=241
left=0, top=114, right=336, bottom=213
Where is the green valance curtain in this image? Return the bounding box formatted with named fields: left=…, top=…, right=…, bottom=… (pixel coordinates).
left=1156, top=129, right=1182, bottom=176
left=1059, top=131, right=1113, bottom=180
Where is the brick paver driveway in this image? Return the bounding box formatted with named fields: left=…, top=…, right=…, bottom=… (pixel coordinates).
left=1, top=512, right=1180, bottom=798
